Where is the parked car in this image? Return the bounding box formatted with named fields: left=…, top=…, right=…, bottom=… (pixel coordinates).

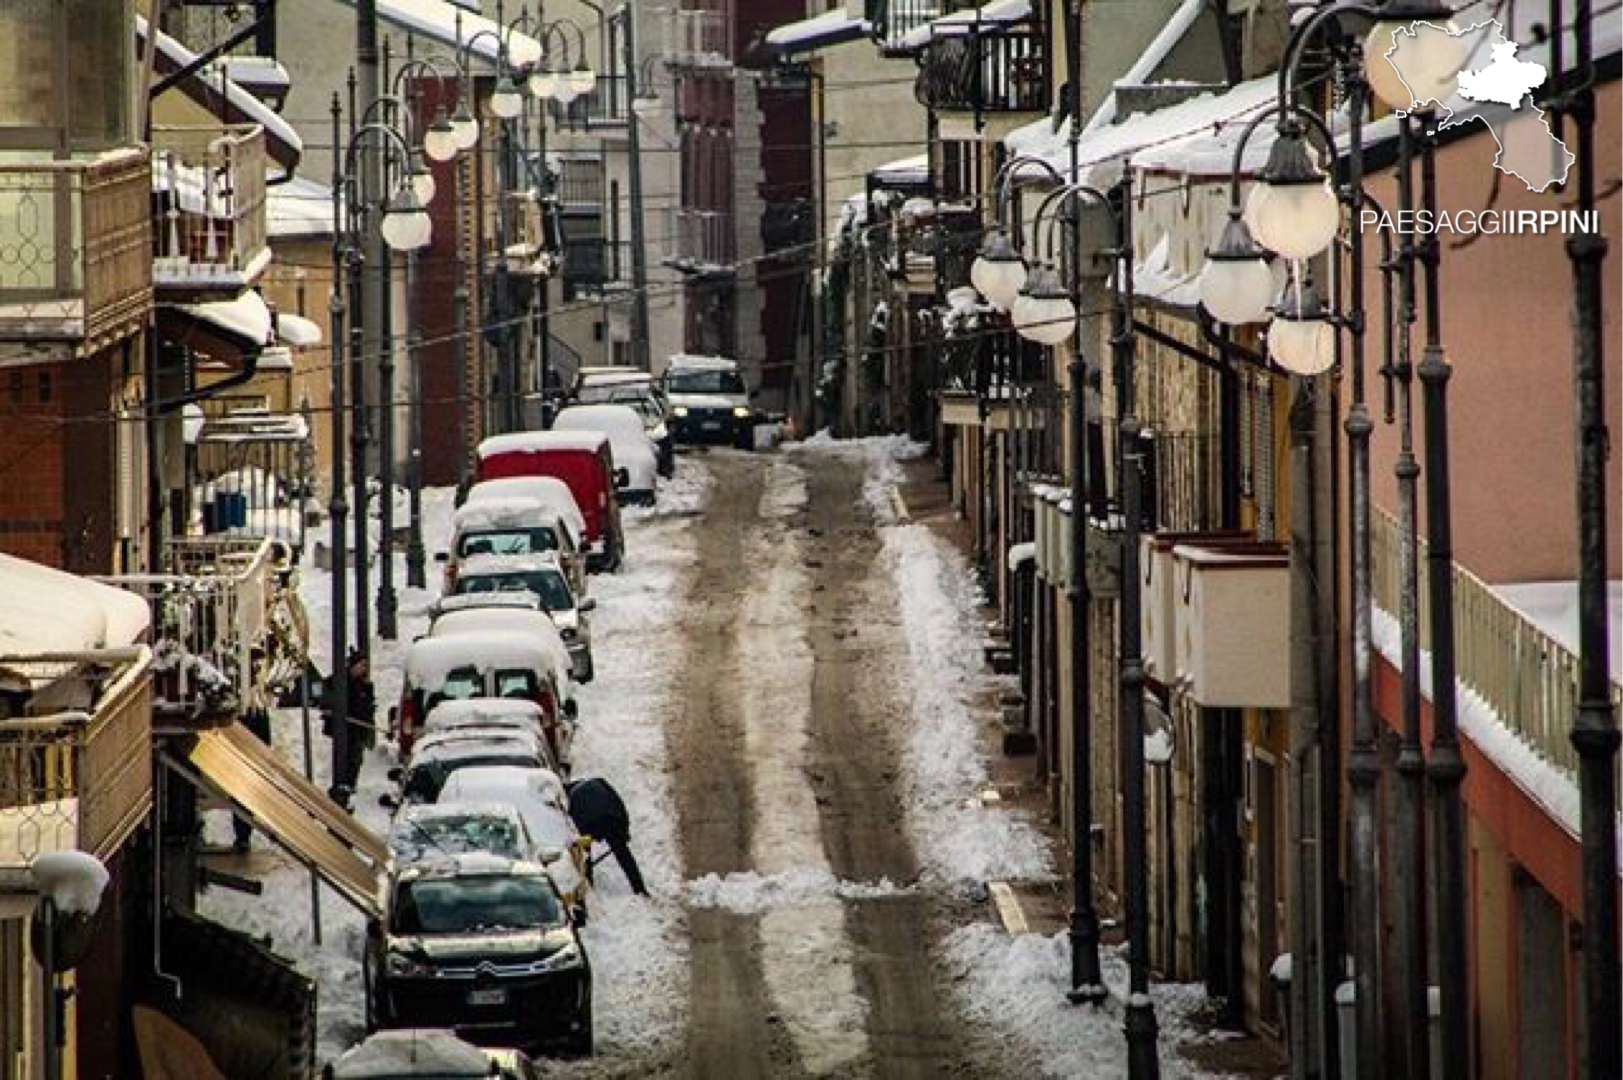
left=387, top=802, right=536, bottom=864
left=397, top=633, right=570, bottom=759
left=437, top=767, right=590, bottom=911
left=362, top=854, right=593, bottom=1056
left=325, top=1028, right=509, bottom=1078
left=550, top=404, right=660, bottom=506
left=420, top=698, right=551, bottom=743
left=663, top=354, right=755, bottom=449
left=575, top=368, right=675, bottom=476
left=462, top=477, right=587, bottom=542
left=443, top=496, right=586, bottom=597
left=476, top=432, right=625, bottom=572
left=446, top=554, right=595, bottom=683
left=391, top=728, right=560, bottom=804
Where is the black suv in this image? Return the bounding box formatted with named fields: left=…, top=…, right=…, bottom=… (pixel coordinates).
left=364, top=854, right=593, bottom=1056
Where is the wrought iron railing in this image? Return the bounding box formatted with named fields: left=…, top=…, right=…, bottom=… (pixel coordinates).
left=917, top=26, right=1049, bottom=113
left=98, top=536, right=307, bottom=726
left=151, top=123, right=269, bottom=293
left=555, top=155, right=605, bottom=207
left=1370, top=506, right=1623, bottom=781
left=870, top=0, right=946, bottom=54
left=555, top=75, right=630, bottom=129
left=0, top=148, right=151, bottom=342
left=667, top=207, right=734, bottom=269
left=0, top=648, right=154, bottom=864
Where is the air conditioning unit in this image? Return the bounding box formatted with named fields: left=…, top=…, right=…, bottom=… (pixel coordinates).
left=1140, top=530, right=1249, bottom=683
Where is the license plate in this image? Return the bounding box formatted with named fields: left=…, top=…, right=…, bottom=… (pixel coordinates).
left=467, top=988, right=507, bottom=1006
left=701, top=420, right=722, bottom=431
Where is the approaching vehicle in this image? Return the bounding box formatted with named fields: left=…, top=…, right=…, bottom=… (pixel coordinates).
left=393, top=728, right=559, bottom=804
left=325, top=1028, right=503, bottom=1078
left=387, top=802, right=536, bottom=864
left=476, top=433, right=624, bottom=572
left=444, top=497, right=586, bottom=597
left=446, top=554, right=595, bottom=683
left=397, top=633, right=571, bottom=759
left=550, top=404, right=660, bottom=506
left=363, top=855, right=593, bottom=1056
left=438, top=767, right=590, bottom=911
left=664, top=354, right=756, bottom=449
left=575, top=368, right=675, bottom=477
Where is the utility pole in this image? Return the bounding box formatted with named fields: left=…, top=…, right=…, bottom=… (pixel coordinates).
left=327, top=94, right=352, bottom=798
left=622, top=3, right=651, bottom=372
left=377, top=36, right=398, bottom=639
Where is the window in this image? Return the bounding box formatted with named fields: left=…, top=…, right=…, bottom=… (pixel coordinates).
left=457, top=528, right=560, bottom=559
left=392, top=875, right=562, bottom=935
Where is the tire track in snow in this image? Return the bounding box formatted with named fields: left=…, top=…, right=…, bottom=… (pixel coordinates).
left=736, top=459, right=872, bottom=1077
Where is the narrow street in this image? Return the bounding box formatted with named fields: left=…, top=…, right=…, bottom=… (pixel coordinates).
left=648, top=450, right=968, bottom=1077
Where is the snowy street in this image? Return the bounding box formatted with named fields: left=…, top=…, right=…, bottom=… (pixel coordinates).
left=191, top=439, right=1231, bottom=1078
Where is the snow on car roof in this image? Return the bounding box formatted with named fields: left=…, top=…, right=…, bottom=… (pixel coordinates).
left=327, top=1029, right=493, bottom=1079
left=425, top=609, right=572, bottom=689
left=580, top=367, right=655, bottom=385
left=463, top=478, right=586, bottom=534
left=403, top=632, right=559, bottom=686
left=452, top=497, right=576, bottom=540
left=395, top=801, right=526, bottom=826
left=553, top=403, right=648, bottom=439
left=406, top=732, right=543, bottom=767
left=454, top=551, right=569, bottom=578
left=439, top=765, right=567, bottom=813
left=477, top=430, right=607, bottom=457
left=424, top=698, right=545, bottom=726
left=666, top=353, right=737, bottom=370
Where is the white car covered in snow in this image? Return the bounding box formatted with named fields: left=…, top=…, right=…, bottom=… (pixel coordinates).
left=445, top=553, right=595, bottom=683
left=663, top=354, right=756, bottom=449
left=550, top=404, right=660, bottom=506
left=443, top=495, right=586, bottom=597
left=437, top=766, right=590, bottom=911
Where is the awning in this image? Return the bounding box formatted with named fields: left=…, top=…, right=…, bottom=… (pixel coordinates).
left=164, top=723, right=389, bottom=918
left=158, top=292, right=275, bottom=368
left=764, top=9, right=871, bottom=57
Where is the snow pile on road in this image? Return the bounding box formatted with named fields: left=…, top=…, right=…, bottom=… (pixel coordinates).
left=942, top=924, right=1220, bottom=1078
left=685, top=867, right=908, bottom=914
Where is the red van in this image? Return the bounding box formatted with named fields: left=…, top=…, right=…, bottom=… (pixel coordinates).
left=476, top=432, right=625, bottom=571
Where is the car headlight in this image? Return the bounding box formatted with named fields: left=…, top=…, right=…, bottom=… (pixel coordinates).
left=386, top=950, right=433, bottom=978
left=732, top=406, right=751, bottom=419
left=536, top=941, right=583, bottom=972
left=673, top=406, right=689, bottom=418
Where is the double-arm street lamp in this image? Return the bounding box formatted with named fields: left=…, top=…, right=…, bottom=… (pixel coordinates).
left=973, top=159, right=1158, bottom=1076
left=327, top=104, right=434, bottom=797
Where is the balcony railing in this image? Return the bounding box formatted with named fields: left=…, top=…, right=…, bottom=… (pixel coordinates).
left=667, top=9, right=731, bottom=68
left=870, top=0, right=946, bottom=55
left=0, top=148, right=151, bottom=345
left=555, top=156, right=605, bottom=207
left=918, top=27, right=1049, bottom=113
left=1371, top=506, right=1623, bottom=780
left=666, top=208, right=735, bottom=271
left=98, top=536, right=306, bottom=728
left=151, top=123, right=270, bottom=296
left=554, top=75, right=630, bottom=130
left=0, top=648, right=154, bottom=864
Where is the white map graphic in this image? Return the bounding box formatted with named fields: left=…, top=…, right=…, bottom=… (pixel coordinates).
left=1375, top=19, right=1575, bottom=192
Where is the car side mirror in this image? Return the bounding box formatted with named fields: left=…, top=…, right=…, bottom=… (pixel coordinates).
left=386, top=767, right=402, bottom=782
left=571, top=904, right=589, bottom=927
left=564, top=699, right=579, bottom=720
left=378, top=793, right=399, bottom=810
left=434, top=551, right=449, bottom=563
left=614, top=467, right=629, bottom=489
left=579, top=597, right=597, bottom=613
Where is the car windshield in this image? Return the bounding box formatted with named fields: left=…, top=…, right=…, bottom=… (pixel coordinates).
left=392, top=874, right=561, bottom=934
left=433, top=666, right=484, bottom=703
left=390, top=814, right=527, bottom=861
left=457, top=527, right=559, bottom=559
left=667, top=369, right=744, bottom=395
left=493, top=670, right=538, bottom=699
left=454, top=569, right=574, bottom=612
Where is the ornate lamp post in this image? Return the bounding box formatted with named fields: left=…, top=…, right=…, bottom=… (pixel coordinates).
left=1200, top=4, right=1467, bottom=1074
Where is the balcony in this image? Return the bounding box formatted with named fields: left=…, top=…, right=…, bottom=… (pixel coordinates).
left=0, top=148, right=151, bottom=349
left=1371, top=507, right=1623, bottom=780
left=917, top=25, right=1049, bottom=114
left=665, top=208, right=735, bottom=274
left=151, top=123, right=271, bottom=299
left=97, top=536, right=304, bottom=729
left=555, top=156, right=605, bottom=209
left=667, top=9, right=732, bottom=70
left=554, top=75, right=631, bottom=130
left=0, top=649, right=154, bottom=865
left=870, top=0, right=948, bottom=55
